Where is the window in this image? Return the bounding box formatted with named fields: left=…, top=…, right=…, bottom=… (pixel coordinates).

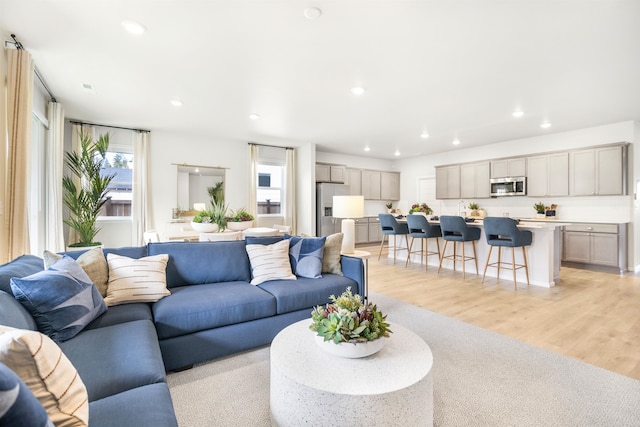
left=97, top=127, right=133, bottom=217
left=256, top=164, right=283, bottom=215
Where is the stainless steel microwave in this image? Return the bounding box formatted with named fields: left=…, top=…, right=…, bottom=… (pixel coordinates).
left=490, top=176, right=526, bottom=197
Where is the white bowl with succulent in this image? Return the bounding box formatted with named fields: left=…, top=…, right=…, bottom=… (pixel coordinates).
left=309, top=288, right=392, bottom=358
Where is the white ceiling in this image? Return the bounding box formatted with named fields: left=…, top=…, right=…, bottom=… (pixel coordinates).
left=2, top=0, right=639, bottom=159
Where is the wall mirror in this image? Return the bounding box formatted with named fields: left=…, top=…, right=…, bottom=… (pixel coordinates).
left=176, top=164, right=226, bottom=215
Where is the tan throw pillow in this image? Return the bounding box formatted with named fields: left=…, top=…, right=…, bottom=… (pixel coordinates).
left=43, top=247, right=109, bottom=297
left=104, top=253, right=170, bottom=306
left=0, top=325, right=89, bottom=426
left=246, top=239, right=297, bottom=285
left=322, top=233, right=343, bottom=275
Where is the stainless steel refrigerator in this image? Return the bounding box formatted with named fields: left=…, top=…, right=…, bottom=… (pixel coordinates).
left=316, top=183, right=350, bottom=237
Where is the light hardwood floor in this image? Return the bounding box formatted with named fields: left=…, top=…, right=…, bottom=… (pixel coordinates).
left=361, top=244, right=640, bottom=380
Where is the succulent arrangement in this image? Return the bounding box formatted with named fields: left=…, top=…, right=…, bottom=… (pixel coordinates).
left=226, top=207, right=255, bottom=222
left=310, top=288, right=392, bottom=344
left=193, top=199, right=228, bottom=231
left=409, top=202, right=433, bottom=215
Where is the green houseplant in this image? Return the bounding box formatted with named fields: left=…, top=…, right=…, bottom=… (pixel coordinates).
left=310, top=287, right=392, bottom=356
left=226, top=207, right=255, bottom=231
left=409, top=202, right=433, bottom=215
left=63, top=132, right=115, bottom=247
left=534, top=202, right=546, bottom=215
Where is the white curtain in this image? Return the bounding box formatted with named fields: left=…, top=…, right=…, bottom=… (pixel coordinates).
left=132, top=131, right=154, bottom=245
left=248, top=144, right=259, bottom=218
left=66, top=124, right=93, bottom=246
left=1, top=49, right=34, bottom=262
left=285, top=148, right=297, bottom=235
left=45, top=101, right=65, bottom=252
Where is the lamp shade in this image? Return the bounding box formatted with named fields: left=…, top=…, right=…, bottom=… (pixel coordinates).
left=333, top=195, right=364, bottom=219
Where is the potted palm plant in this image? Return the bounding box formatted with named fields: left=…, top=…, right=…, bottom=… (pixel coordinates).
left=63, top=132, right=115, bottom=248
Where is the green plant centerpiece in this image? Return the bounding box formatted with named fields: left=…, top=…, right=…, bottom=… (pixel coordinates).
left=534, top=202, right=546, bottom=215
left=63, top=132, right=115, bottom=247
left=226, top=207, right=255, bottom=231
left=191, top=183, right=228, bottom=232
left=310, top=288, right=392, bottom=358
left=409, top=202, right=433, bottom=215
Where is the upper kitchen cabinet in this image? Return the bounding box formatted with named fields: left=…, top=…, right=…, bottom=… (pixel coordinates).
left=380, top=172, right=400, bottom=201
left=460, top=162, right=490, bottom=199
left=344, top=168, right=362, bottom=196
left=316, top=163, right=346, bottom=183
left=491, top=157, right=526, bottom=178
left=361, top=170, right=382, bottom=200
left=526, top=152, right=569, bottom=197
left=569, top=145, right=624, bottom=196
left=436, top=165, right=461, bottom=199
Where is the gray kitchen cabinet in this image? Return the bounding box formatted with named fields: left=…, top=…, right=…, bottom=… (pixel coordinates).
left=526, top=152, right=569, bottom=197
left=569, top=145, right=623, bottom=196
left=380, top=172, right=400, bottom=201
left=345, top=168, right=362, bottom=196
left=315, top=163, right=346, bottom=183
left=436, top=165, right=460, bottom=199
left=491, top=157, right=526, bottom=178
left=354, top=218, right=369, bottom=244
left=368, top=217, right=382, bottom=243
left=361, top=170, right=382, bottom=200
left=562, top=223, right=620, bottom=268
left=460, top=162, right=490, bottom=199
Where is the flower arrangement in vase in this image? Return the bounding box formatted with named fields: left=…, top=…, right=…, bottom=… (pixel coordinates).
left=409, top=202, right=433, bottom=216
left=310, top=287, right=392, bottom=358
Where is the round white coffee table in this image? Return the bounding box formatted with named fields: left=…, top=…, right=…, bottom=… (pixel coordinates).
left=270, top=320, right=433, bottom=426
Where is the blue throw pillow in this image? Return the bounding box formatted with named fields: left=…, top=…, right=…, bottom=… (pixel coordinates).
left=0, top=362, right=53, bottom=426
left=10, top=256, right=107, bottom=343
left=285, top=235, right=326, bottom=279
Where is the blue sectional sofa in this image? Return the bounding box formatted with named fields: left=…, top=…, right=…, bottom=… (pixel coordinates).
left=0, top=239, right=364, bottom=426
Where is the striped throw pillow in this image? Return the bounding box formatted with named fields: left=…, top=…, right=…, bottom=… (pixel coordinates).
left=104, top=253, right=170, bottom=306
left=0, top=326, right=88, bottom=426
left=246, top=239, right=296, bottom=285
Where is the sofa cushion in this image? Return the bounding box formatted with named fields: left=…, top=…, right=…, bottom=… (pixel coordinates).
left=104, top=253, right=170, bottom=306
left=44, top=247, right=109, bottom=297
left=84, top=303, right=153, bottom=330
left=0, top=362, right=52, bottom=427
left=0, top=290, right=37, bottom=331
left=153, top=282, right=277, bottom=340
left=58, top=319, right=166, bottom=402
left=258, top=274, right=359, bottom=314
left=245, top=236, right=283, bottom=245
left=63, top=246, right=148, bottom=261
left=246, top=240, right=297, bottom=285
left=0, top=254, right=43, bottom=295
left=322, top=233, right=344, bottom=275
left=10, top=256, right=107, bottom=342
left=0, top=326, right=89, bottom=426
left=89, top=383, right=178, bottom=427
left=148, top=241, right=251, bottom=287
left=285, top=235, right=326, bottom=279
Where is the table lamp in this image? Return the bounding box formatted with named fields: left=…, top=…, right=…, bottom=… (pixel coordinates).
left=333, top=195, right=364, bottom=254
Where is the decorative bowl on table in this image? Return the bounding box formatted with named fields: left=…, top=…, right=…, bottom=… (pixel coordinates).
left=190, top=221, right=218, bottom=233
left=309, top=287, right=392, bottom=359
left=226, top=220, right=254, bottom=231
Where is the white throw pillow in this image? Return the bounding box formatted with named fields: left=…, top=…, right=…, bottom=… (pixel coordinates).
left=0, top=326, right=89, bottom=426
left=104, top=253, right=170, bottom=306
left=246, top=239, right=297, bottom=285
left=43, top=247, right=109, bottom=297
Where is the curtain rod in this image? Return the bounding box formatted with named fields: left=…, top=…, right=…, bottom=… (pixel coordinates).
left=248, top=142, right=294, bottom=150
left=69, top=120, right=150, bottom=133
left=9, top=34, right=58, bottom=102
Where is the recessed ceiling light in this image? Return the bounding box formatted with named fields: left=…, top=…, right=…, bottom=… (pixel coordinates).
left=394, top=150, right=400, bottom=156
left=170, top=99, right=183, bottom=107
left=303, top=7, right=322, bottom=20
left=541, top=121, right=551, bottom=128
left=121, top=20, right=146, bottom=35
left=452, top=139, right=461, bottom=145
left=350, top=87, right=366, bottom=96
left=249, top=113, right=261, bottom=120
left=364, top=146, right=371, bottom=152
left=420, top=131, right=429, bottom=139
left=512, top=110, right=524, bottom=118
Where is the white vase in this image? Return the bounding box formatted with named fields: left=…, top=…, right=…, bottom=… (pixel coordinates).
left=191, top=221, right=219, bottom=233
left=226, top=220, right=254, bottom=231
left=314, top=335, right=386, bottom=358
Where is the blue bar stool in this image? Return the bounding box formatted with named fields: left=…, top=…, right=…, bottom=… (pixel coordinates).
left=482, top=217, right=532, bottom=289
left=437, top=215, right=481, bottom=278
left=378, top=214, right=410, bottom=264
left=405, top=214, right=442, bottom=270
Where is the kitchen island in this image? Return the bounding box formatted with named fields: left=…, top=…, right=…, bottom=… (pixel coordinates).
left=388, top=218, right=565, bottom=288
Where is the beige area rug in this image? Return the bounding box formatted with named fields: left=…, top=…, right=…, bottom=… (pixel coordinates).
left=167, top=292, right=640, bottom=426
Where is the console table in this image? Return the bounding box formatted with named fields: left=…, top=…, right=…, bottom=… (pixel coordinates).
left=270, top=320, right=433, bottom=426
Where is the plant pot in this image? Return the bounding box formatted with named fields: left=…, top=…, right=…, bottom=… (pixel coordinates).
left=191, top=221, right=219, bottom=233
left=536, top=213, right=546, bottom=218
left=226, top=220, right=254, bottom=231
left=477, top=208, right=486, bottom=218
left=314, top=335, right=386, bottom=358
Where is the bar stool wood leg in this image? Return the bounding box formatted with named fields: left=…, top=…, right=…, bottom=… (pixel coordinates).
left=461, top=241, right=466, bottom=278
left=512, top=247, right=517, bottom=289
left=522, top=246, right=530, bottom=285
left=472, top=241, right=478, bottom=275
left=378, top=234, right=387, bottom=260
left=405, top=237, right=415, bottom=267
left=482, top=246, right=493, bottom=282
left=438, top=240, right=448, bottom=273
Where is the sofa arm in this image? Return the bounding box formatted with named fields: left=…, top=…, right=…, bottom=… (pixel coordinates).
left=339, top=255, right=364, bottom=295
